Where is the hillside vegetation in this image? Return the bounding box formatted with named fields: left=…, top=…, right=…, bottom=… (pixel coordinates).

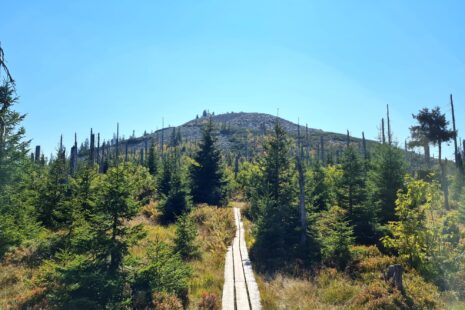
left=1, top=50, right=465, bottom=309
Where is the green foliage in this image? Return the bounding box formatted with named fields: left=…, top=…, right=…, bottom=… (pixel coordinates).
left=411, top=107, right=455, bottom=159
left=368, top=144, right=406, bottom=225
left=158, top=157, right=191, bottom=223
left=236, top=161, right=262, bottom=220
left=157, top=155, right=174, bottom=198
left=37, top=163, right=148, bottom=307
left=36, top=147, right=71, bottom=230
left=317, top=206, right=354, bottom=270
left=0, top=162, right=44, bottom=258
left=95, top=164, right=145, bottom=274
left=189, top=121, right=228, bottom=206
left=338, top=147, right=377, bottom=244
left=174, top=214, right=199, bottom=260
left=147, top=142, right=159, bottom=176
left=124, top=163, right=155, bottom=205
left=383, top=175, right=465, bottom=289
left=133, top=240, right=191, bottom=305
left=252, top=122, right=300, bottom=269
left=0, top=81, right=29, bottom=190
left=305, top=160, right=329, bottom=211
left=382, top=176, right=439, bottom=270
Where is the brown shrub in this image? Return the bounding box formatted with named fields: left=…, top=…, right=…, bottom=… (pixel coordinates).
left=198, top=292, right=219, bottom=310
left=352, top=281, right=406, bottom=310
left=358, top=256, right=396, bottom=273
left=152, top=292, right=183, bottom=310
left=141, top=200, right=160, bottom=222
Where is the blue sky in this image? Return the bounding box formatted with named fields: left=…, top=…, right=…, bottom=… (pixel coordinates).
left=1, top=0, right=464, bottom=157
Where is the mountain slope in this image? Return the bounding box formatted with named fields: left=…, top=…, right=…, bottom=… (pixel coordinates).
left=123, top=112, right=374, bottom=156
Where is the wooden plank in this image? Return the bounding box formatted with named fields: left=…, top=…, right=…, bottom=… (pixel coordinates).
left=233, top=208, right=250, bottom=310
left=221, top=245, right=235, bottom=310
left=222, top=207, right=262, bottom=310
left=236, top=208, right=262, bottom=310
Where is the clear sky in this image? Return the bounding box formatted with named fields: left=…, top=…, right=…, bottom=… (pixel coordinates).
left=1, top=0, right=464, bottom=157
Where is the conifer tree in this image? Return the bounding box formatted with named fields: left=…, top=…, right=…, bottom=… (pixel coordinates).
left=338, top=146, right=376, bottom=244
left=147, top=142, right=158, bottom=176
left=368, top=144, right=406, bottom=224
left=253, top=122, right=300, bottom=269
left=189, top=120, right=227, bottom=206
left=174, top=214, right=199, bottom=260
left=158, top=155, right=174, bottom=198
left=40, top=164, right=146, bottom=308
left=36, top=145, right=70, bottom=229
left=318, top=206, right=354, bottom=270
left=306, top=160, right=329, bottom=211
left=98, top=165, right=143, bottom=274
left=159, top=159, right=191, bottom=223
left=0, top=81, right=28, bottom=190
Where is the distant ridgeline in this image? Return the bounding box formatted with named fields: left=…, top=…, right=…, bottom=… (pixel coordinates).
left=31, top=111, right=430, bottom=172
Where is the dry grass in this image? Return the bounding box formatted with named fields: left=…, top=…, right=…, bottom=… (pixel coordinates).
left=240, top=209, right=449, bottom=310
left=132, top=203, right=235, bottom=309
left=187, top=205, right=235, bottom=308
left=0, top=258, right=42, bottom=308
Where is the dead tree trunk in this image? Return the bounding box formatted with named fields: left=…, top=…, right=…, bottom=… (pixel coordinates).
left=443, top=158, right=449, bottom=210
left=139, top=148, right=144, bottom=165
left=387, top=104, right=392, bottom=145
left=35, top=145, right=41, bottom=162
left=320, top=136, right=325, bottom=165
left=381, top=118, right=386, bottom=144
left=89, top=129, right=95, bottom=166
left=450, top=94, right=463, bottom=173
left=97, top=133, right=100, bottom=165
left=116, top=123, right=120, bottom=164
left=297, top=125, right=307, bottom=246
left=362, top=132, right=367, bottom=160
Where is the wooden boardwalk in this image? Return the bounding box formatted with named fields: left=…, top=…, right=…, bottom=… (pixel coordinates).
left=222, top=207, right=261, bottom=310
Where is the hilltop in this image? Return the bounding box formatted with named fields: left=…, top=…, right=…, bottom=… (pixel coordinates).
left=121, top=112, right=374, bottom=156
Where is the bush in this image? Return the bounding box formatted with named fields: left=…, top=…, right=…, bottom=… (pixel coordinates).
left=190, top=206, right=235, bottom=252
left=198, top=292, right=220, bottom=310
left=352, top=281, right=406, bottom=310
left=316, top=269, right=359, bottom=306
left=151, top=292, right=183, bottom=310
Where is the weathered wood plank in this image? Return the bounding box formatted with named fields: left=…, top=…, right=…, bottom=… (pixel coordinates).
left=222, top=207, right=261, bottom=310
left=237, top=208, right=261, bottom=310
left=221, top=245, right=235, bottom=310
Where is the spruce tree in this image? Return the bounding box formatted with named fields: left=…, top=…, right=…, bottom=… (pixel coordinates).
left=36, top=145, right=70, bottom=229
left=147, top=142, right=158, bottom=176
left=40, top=164, right=146, bottom=308
left=189, top=120, right=227, bottom=206
left=338, top=146, right=376, bottom=244
left=306, top=160, right=329, bottom=211
left=318, top=206, right=354, bottom=270
left=0, top=81, right=28, bottom=190
left=158, top=155, right=174, bottom=198
left=368, top=144, right=406, bottom=225
left=253, top=122, right=299, bottom=269
left=159, top=160, right=191, bottom=224
left=174, top=214, right=199, bottom=260
left=0, top=75, right=35, bottom=256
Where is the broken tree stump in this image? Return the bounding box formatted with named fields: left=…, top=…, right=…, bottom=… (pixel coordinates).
left=385, top=264, right=404, bottom=292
